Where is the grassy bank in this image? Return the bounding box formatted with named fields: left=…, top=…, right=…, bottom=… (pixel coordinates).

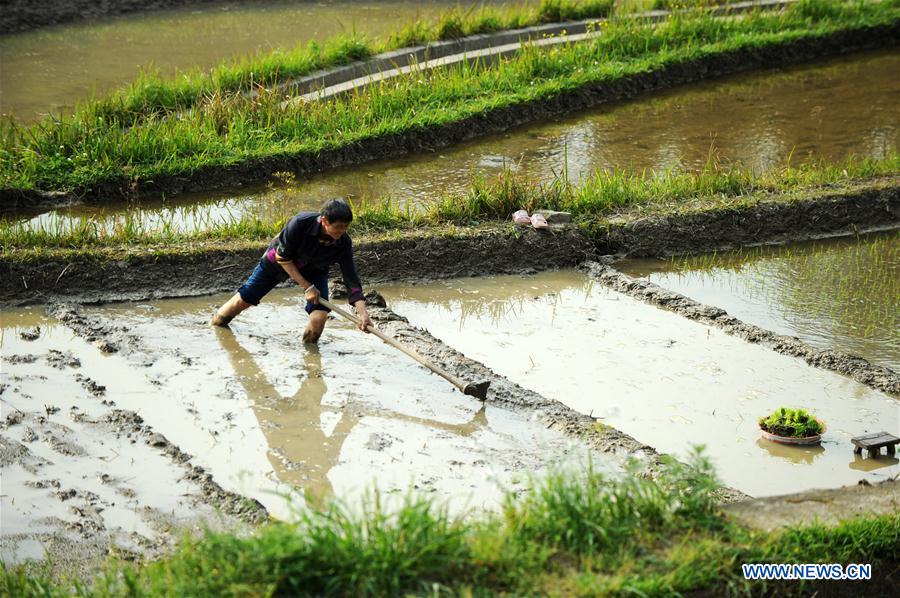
left=3, top=451, right=897, bottom=596
left=1, top=0, right=897, bottom=197
left=2, top=152, right=897, bottom=252
left=6, top=0, right=616, bottom=128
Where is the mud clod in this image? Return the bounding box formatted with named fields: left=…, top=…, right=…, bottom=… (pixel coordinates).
left=46, top=434, right=86, bottom=457
left=48, top=304, right=123, bottom=353
left=47, top=350, right=81, bottom=369
left=365, top=433, right=395, bottom=451
left=54, top=488, right=77, bottom=501
left=146, top=433, right=168, bottom=448
left=4, top=354, right=38, bottom=365
left=75, top=374, right=107, bottom=397
left=365, top=290, right=388, bottom=308
left=0, top=435, right=32, bottom=466
left=25, top=479, right=61, bottom=489
left=4, top=410, right=24, bottom=427
left=19, top=326, right=41, bottom=341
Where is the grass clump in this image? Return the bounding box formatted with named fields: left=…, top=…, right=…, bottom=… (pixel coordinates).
left=759, top=407, right=824, bottom=438
left=2, top=0, right=896, bottom=196
left=3, top=449, right=898, bottom=596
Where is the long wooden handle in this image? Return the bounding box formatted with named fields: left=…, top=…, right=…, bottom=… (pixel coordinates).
left=318, top=297, right=470, bottom=394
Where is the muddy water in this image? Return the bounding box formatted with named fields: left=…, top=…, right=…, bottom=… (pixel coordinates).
left=618, top=231, right=900, bottom=371
left=0, top=311, right=244, bottom=568
left=14, top=50, right=899, bottom=233
left=0, top=0, right=511, bottom=122
left=378, top=271, right=900, bottom=498
left=1, top=290, right=609, bottom=562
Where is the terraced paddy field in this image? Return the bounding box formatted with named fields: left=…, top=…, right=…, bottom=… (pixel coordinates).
left=11, top=49, right=898, bottom=235
left=2, top=0, right=899, bottom=594
left=619, top=230, right=900, bottom=371
left=2, top=289, right=617, bottom=569
left=0, top=0, right=513, bottom=122
left=379, top=268, right=899, bottom=498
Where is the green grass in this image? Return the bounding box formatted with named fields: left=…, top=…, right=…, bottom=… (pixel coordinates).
left=2, top=0, right=896, bottom=196
left=2, top=151, right=896, bottom=252
left=3, top=449, right=898, bottom=596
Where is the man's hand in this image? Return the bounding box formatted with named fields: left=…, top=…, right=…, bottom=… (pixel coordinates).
left=355, top=301, right=372, bottom=333
left=305, top=285, right=320, bottom=304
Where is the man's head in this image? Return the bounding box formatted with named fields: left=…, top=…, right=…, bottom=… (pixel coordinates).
left=320, top=198, right=353, bottom=240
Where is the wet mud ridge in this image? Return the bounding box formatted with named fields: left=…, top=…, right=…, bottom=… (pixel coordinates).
left=725, top=478, right=900, bottom=532
left=583, top=261, right=900, bottom=395
left=598, top=179, right=900, bottom=258
left=1, top=304, right=269, bottom=573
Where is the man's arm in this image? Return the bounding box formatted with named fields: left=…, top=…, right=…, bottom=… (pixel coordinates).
left=276, top=252, right=319, bottom=303
left=353, top=299, right=372, bottom=333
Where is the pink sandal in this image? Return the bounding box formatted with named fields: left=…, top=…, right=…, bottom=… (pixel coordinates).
left=512, top=209, right=531, bottom=225
left=530, top=213, right=549, bottom=229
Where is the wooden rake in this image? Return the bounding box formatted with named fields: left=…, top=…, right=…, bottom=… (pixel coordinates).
left=318, top=298, right=490, bottom=400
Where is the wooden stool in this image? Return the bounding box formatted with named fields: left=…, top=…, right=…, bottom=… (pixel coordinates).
left=852, top=432, right=899, bottom=458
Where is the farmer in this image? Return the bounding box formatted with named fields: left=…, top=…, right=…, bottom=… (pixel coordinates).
left=210, top=198, right=372, bottom=343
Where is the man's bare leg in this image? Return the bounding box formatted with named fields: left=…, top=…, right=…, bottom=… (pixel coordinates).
left=211, top=293, right=251, bottom=327
left=302, top=309, right=329, bottom=344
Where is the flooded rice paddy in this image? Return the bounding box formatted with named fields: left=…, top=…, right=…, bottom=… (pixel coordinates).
left=0, top=0, right=506, bottom=122
left=12, top=50, right=900, bottom=234
left=618, top=230, right=900, bottom=371
left=1, top=289, right=602, bottom=564
left=378, top=270, right=900, bottom=498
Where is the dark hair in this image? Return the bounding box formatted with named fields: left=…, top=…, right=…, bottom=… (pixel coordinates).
left=321, top=197, right=353, bottom=223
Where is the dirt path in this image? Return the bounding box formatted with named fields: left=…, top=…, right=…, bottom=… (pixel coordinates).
left=725, top=479, right=900, bottom=532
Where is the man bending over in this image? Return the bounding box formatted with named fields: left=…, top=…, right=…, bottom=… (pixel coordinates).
left=211, top=198, right=372, bottom=343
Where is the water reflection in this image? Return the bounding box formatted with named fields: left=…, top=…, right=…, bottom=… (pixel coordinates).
left=214, top=325, right=489, bottom=501
left=618, top=231, right=900, bottom=370
left=756, top=438, right=826, bottom=465
left=848, top=453, right=900, bottom=472
left=215, top=327, right=356, bottom=500
left=380, top=270, right=900, bottom=497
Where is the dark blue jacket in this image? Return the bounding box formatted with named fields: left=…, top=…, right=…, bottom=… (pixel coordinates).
left=262, top=212, right=365, bottom=304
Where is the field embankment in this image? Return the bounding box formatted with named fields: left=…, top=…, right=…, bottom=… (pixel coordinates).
left=2, top=162, right=897, bottom=306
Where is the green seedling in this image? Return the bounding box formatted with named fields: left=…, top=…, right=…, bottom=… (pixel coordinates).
left=759, top=407, right=824, bottom=438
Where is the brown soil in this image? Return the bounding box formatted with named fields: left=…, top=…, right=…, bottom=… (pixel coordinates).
left=0, top=224, right=596, bottom=306
left=2, top=24, right=898, bottom=210
left=0, top=0, right=223, bottom=35
left=725, top=478, right=900, bottom=532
